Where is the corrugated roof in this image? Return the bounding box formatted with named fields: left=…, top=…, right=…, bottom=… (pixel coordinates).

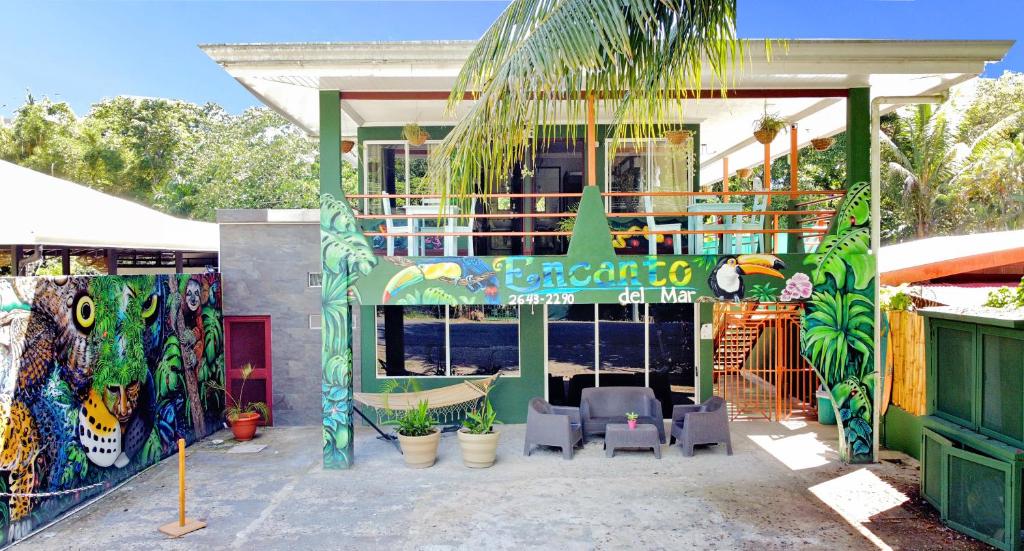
left=0, top=160, right=218, bottom=252
left=879, top=230, right=1024, bottom=284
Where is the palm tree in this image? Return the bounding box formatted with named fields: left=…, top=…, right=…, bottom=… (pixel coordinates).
left=427, top=0, right=744, bottom=197
left=882, top=103, right=1023, bottom=239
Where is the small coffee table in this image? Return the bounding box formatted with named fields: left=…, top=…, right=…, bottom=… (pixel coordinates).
left=605, top=423, right=661, bottom=458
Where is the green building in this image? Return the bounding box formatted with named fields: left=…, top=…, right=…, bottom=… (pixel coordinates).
left=202, top=38, right=1011, bottom=468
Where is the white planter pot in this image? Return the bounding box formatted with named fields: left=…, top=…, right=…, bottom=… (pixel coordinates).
left=457, top=429, right=500, bottom=468
left=397, top=429, right=440, bottom=468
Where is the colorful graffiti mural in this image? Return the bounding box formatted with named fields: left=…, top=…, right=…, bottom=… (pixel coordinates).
left=801, top=181, right=876, bottom=463
left=0, top=274, right=223, bottom=544
left=321, top=194, right=377, bottom=469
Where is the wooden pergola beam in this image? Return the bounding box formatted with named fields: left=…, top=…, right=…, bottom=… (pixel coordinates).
left=338, top=89, right=852, bottom=101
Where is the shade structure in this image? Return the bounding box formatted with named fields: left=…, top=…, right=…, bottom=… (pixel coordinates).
left=0, top=160, right=218, bottom=252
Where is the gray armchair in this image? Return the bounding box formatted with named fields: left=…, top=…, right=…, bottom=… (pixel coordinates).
left=524, top=398, right=584, bottom=459
left=669, top=396, right=732, bottom=456
left=580, top=387, right=665, bottom=443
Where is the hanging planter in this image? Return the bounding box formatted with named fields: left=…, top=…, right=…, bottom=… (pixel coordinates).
left=811, top=137, right=834, bottom=152
left=664, top=129, right=692, bottom=146
left=341, top=139, right=356, bottom=154
left=737, top=168, right=753, bottom=179
left=403, top=123, right=430, bottom=146
left=753, top=112, right=787, bottom=144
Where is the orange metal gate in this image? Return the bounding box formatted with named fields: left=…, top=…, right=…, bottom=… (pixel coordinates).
left=712, top=302, right=816, bottom=421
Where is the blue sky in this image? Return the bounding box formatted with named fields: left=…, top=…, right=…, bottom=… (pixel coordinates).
left=1, top=0, right=1022, bottom=118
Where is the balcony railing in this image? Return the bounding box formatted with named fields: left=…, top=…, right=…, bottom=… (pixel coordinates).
left=347, top=189, right=845, bottom=256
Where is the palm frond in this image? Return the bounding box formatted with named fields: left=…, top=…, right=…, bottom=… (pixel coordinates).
left=430, top=0, right=746, bottom=198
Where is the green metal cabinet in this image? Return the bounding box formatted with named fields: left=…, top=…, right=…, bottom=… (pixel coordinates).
left=921, top=309, right=1024, bottom=551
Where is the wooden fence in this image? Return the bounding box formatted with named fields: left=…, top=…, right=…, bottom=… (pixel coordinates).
left=886, top=310, right=927, bottom=416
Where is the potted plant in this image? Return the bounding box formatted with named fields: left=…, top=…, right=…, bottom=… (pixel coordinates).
left=626, top=411, right=639, bottom=430
left=752, top=112, right=787, bottom=144
left=403, top=123, right=430, bottom=146
left=204, top=364, right=269, bottom=442
left=385, top=400, right=440, bottom=468
left=664, top=128, right=692, bottom=146
left=457, top=384, right=501, bottom=468
left=736, top=167, right=753, bottom=179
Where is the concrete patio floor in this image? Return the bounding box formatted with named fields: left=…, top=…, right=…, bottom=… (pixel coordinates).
left=12, top=421, right=971, bottom=550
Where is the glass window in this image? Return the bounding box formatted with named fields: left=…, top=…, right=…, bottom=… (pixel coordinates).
left=364, top=143, right=407, bottom=215
left=376, top=306, right=446, bottom=376
left=449, top=306, right=519, bottom=376
left=547, top=305, right=596, bottom=406
left=376, top=305, right=521, bottom=378
left=648, top=304, right=695, bottom=414
left=598, top=304, right=646, bottom=387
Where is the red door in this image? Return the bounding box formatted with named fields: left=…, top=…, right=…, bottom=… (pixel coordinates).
left=224, top=315, right=273, bottom=425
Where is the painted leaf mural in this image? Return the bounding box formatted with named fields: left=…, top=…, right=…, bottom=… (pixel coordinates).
left=0, top=274, right=223, bottom=546
left=801, top=182, right=876, bottom=463
left=320, top=193, right=377, bottom=469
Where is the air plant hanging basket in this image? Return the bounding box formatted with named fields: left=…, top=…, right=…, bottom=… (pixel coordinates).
left=341, top=139, right=356, bottom=154
left=753, top=112, right=787, bottom=145
left=737, top=168, right=753, bottom=179
left=811, top=137, right=834, bottom=152
left=403, top=123, right=430, bottom=146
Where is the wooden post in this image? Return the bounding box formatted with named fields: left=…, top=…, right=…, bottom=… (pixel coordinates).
left=722, top=157, right=729, bottom=200
left=586, top=94, right=596, bottom=187
left=105, top=249, right=118, bottom=275
left=10, top=246, right=21, bottom=275
left=61, top=248, right=71, bottom=276
left=175, top=251, right=184, bottom=274
left=790, top=124, right=799, bottom=196
left=158, top=438, right=206, bottom=537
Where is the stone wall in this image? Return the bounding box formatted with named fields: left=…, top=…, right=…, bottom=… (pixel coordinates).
left=218, top=209, right=324, bottom=425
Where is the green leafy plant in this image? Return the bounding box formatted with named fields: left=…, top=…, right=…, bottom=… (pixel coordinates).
left=402, top=123, right=428, bottom=144
left=463, top=384, right=501, bottom=434
left=880, top=284, right=915, bottom=311
left=803, top=290, right=874, bottom=387
left=385, top=400, right=437, bottom=437
left=748, top=283, right=779, bottom=303
left=555, top=202, right=580, bottom=234
left=625, top=411, right=639, bottom=422
left=204, top=363, right=269, bottom=421
left=753, top=112, right=788, bottom=135
left=984, top=277, right=1024, bottom=309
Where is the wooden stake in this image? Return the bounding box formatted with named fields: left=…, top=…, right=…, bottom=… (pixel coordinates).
left=159, top=438, right=206, bottom=538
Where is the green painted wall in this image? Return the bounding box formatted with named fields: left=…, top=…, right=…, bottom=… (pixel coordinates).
left=883, top=404, right=922, bottom=459
left=846, top=88, right=871, bottom=189
left=698, top=302, right=713, bottom=402
left=359, top=304, right=545, bottom=423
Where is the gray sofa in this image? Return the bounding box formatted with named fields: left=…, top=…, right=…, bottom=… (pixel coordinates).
left=524, top=398, right=584, bottom=459
left=669, top=396, right=732, bottom=456
left=580, top=387, right=665, bottom=443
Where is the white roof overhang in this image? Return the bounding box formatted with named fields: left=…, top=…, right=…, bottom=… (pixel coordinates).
left=0, top=161, right=219, bottom=252
left=201, top=39, right=1013, bottom=184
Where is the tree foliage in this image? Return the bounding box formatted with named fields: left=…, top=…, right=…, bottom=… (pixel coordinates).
left=0, top=94, right=357, bottom=221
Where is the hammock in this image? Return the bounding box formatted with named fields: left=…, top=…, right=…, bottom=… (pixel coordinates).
left=354, top=373, right=499, bottom=424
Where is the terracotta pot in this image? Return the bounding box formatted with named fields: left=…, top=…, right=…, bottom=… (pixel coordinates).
left=737, top=168, right=753, bottom=179
left=397, top=429, right=440, bottom=468
left=457, top=429, right=500, bottom=468
left=811, top=137, right=834, bottom=152
left=408, top=131, right=430, bottom=146
left=230, top=412, right=260, bottom=441
left=341, top=139, right=355, bottom=153
left=753, top=128, right=778, bottom=144
left=664, top=130, right=692, bottom=146
left=627, top=420, right=638, bottom=430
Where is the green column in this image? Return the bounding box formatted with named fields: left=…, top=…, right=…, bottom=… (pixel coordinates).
left=846, top=87, right=871, bottom=190
left=319, top=90, right=378, bottom=469
left=698, top=303, right=714, bottom=402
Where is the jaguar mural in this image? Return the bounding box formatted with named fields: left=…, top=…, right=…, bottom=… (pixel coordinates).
left=0, top=274, right=223, bottom=545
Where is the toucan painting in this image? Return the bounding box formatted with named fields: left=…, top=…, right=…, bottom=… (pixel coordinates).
left=707, top=254, right=786, bottom=301
left=382, top=257, right=499, bottom=303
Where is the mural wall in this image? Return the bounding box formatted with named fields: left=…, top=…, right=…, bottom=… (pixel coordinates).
left=801, top=181, right=876, bottom=463
left=0, top=274, right=223, bottom=544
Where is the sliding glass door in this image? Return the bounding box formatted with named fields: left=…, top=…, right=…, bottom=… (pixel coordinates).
left=546, top=303, right=695, bottom=415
